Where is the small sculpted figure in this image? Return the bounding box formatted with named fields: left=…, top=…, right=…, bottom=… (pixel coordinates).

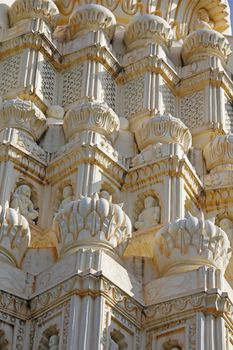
left=10, top=185, right=38, bottom=222
left=114, top=117, right=135, bottom=158
left=109, top=339, right=119, bottom=350
left=135, top=196, right=160, bottom=230
left=219, top=218, right=233, bottom=247
left=193, top=8, right=214, bottom=31
left=53, top=25, right=71, bottom=42
left=48, top=335, right=59, bottom=350
left=59, top=185, right=74, bottom=210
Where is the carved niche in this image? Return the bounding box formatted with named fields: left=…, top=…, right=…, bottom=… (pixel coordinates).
left=38, top=326, right=59, bottom=350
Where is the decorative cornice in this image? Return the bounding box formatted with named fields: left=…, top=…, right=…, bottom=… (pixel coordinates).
left=9, top=0, right=59, bottom=29
left=143, top=290, right=232, bottom=325
left=124, top=156, right=203, bottom=197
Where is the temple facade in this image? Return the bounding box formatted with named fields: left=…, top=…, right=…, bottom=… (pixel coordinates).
left=0, top=0, right=233, bottom=349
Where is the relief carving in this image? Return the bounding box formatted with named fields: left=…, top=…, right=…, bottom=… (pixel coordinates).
left=58, top=185, right=74, bottom=211
left=135, top=196, right=160, bottom=230
left=49, top=334, right=59, bottom=350
left=53, top=192, right=132, bottom=256
left=10, top=185, right=38, bottom=223
left=193, top=8, right=214, bottom=31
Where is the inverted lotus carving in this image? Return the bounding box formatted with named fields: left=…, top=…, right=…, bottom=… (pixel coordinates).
left=203, top=134, right=233, bottom=171
left=182, top=29, right=231, bottom=65
left=53, top=192, right=132, bottom=257
left=154, top=212, right=231, bottom=276
left=0, top=203, right=31, bottom=267
left=0, top=98, right=47, bottom=140
left=135, top=112, right=191, bottom=153
left=9, top=0, right=59, bottom=29
left=64, top=101, right=119, bottom=140
left=69, top=4, right=116, bottom=39
left=124, top=14, right=173, bottom=51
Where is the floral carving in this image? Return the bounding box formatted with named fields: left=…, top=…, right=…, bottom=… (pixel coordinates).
left=69, top=4, right=116, bottom=39
left=182, top=29, right=231, bottom=65
left=203, top=134, right=233, bottom=171
left=53, top=192, right=132, bottom=256
left=124, top=14, right=173, bottom=51
left=0, top=98, right=47, bottom=141
left=0, top=203, right=30, bottom=267
left=154, top=212, right=231, bottom=275
left=9, top=0, right=59, bottom=29
left=135, top=112, right=192, bottom=153
left=64, top=101, right=119, bottom=141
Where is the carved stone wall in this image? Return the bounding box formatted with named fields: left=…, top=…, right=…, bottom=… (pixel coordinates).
left=0, top=1, right=232, bottom=350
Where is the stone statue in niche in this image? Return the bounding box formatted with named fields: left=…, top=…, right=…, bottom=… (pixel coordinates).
left=53, top=25, right=71, bottom=42
left=135, top=196, right=160, bottom=230
left=109, top=339, right=119, bottom=350
left=163, top=339, right=182, bottom=350
left=10, top=184, right=38, bottom=222
left=193, top=8, right=214, bottom=31
left=59, top=185, right=74, bottom=211
left=48, top=335, right=59, bottom=350
left=113, top=117, right=135, bottom=159
left=219, top=217, right=233, bottom=247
